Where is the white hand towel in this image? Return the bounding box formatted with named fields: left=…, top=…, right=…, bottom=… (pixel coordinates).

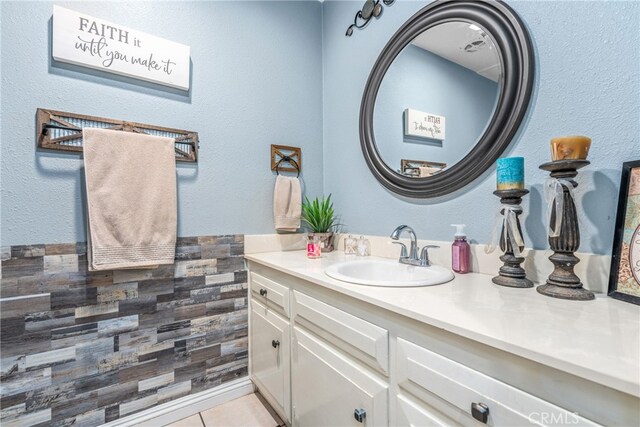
left=273, top=175, right=301, bottom=232
left=83, top=128, right=177, bottom=271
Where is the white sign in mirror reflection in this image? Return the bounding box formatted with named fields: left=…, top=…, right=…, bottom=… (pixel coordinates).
left=404, top=108, right=446, bottom=140
left=373, top=21, right=502, bottom=178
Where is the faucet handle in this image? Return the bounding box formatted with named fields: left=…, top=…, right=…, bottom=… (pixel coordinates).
left=420, top=245, right=439, bottom=266
left=392, top=241, right=408, bottom=258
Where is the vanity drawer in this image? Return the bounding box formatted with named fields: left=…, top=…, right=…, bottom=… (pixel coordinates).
left=293, top=290, right=389, bottom=375
left=250, top=272, right=290, bottom=317
left=396, top=338, right=600, bottom=427
left=395, top=393, right=461, bottom=427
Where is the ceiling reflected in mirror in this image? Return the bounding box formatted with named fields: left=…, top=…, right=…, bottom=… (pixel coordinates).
left=412, top=22, right=501, bottom=82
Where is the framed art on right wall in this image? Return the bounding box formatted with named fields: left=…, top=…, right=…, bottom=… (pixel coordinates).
left=608, top=160, right=640, bottom=305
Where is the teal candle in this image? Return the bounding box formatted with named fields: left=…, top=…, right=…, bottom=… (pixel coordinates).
left=496, top=157, right=524, bottom=190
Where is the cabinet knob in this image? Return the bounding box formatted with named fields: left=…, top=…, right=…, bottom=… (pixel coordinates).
left=259, top=288, right=267, bottom=296
left=471, top=402, right=489, bottom=424
left=272, top=339, right=280, bottom=348
left=354, top=408, right=366, bottom=423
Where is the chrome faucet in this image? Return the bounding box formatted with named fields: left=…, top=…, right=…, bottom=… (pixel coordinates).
left=390, top=225, right=419, bottom=260
left=390, top=225, right=439, bottom=267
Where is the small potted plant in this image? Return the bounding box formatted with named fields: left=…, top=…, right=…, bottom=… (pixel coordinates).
left=301, top=194, right=338, bottom=252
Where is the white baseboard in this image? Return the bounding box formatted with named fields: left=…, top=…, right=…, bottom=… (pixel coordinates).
left=104, top=377, right=254, bottom=427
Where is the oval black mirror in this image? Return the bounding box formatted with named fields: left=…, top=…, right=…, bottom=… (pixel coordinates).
left=360, top=0, right=535, bottom=198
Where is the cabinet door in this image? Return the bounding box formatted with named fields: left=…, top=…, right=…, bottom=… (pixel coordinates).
left=251, top=299, right=290, bottom=421
left=292, top=326, right=388, bottom=426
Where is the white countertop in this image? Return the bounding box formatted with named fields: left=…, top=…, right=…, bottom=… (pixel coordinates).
left=245, top=251, right=640, bottom=398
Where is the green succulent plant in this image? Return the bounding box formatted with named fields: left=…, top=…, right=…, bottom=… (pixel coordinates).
left=301, top=194, right=338, bottom=233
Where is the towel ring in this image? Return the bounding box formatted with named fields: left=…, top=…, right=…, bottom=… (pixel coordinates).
left=275, top=156, right=300, bottom=177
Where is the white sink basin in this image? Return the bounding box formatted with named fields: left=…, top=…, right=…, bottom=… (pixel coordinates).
left=325, top=258, right=454, bottom=287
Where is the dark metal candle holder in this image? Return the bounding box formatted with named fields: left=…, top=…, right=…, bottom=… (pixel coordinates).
left=537, top=159, right=595, bottom=301
left=492, top=189, right=533, bottom=288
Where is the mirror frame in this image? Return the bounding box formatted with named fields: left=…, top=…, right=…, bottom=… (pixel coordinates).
left=360, top=0, right=535, bottom=198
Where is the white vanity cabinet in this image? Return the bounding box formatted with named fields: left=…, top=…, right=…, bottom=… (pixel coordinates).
left=250, top=273, right=291, bottom=422
left=249, top=269, right=390, bottom=426
left=247, top=260, right=638, bottom=427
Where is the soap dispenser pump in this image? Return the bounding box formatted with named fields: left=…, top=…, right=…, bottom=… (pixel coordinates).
left=451, top=224, right=470, bottom=274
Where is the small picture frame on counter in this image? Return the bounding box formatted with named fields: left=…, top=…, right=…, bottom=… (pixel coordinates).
left=608, top=160, right=640, bottom=305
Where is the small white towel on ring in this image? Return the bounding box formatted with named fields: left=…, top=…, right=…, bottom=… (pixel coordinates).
left=83, top=128, right=177, bottom=271
left=273, top=175, right=301, bottom=231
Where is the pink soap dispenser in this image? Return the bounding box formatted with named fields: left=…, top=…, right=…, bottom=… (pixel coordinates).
left=451, top=224, right=470, bottom=274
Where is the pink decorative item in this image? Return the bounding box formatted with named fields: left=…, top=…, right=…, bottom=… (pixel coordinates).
left=307, top=236, right=321, bottom=259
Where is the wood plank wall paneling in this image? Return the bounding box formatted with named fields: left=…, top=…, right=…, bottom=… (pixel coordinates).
left=0, top=235, right=248, bottom=427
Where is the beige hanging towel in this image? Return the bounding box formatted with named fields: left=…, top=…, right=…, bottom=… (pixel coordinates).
left=273, top=175, right=301, bottom=232
left=83, top=128, right=177, bottom=271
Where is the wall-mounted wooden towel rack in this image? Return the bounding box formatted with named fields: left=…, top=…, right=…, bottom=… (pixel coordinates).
left=271, top=144, right=301, bottom=175
left=37, top=108, right=199, bottom=162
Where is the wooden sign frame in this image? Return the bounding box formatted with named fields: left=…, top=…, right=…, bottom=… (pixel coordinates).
left=271, top=144, right=301, bottom=174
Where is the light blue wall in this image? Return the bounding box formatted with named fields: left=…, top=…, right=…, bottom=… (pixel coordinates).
left=322, top=0, right=640, bottom=254
left=3, top=1, right=639, bottom=256
left=375, top=44, right=499, bottom=169
left=1, top=1, right=323, bottom=246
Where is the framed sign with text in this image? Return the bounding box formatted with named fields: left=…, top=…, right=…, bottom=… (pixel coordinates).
left=52, top=6, right=190, bottom=90
left=404, top=108, right=446, bottom=141
left=608, top=160, right=640, bottom=305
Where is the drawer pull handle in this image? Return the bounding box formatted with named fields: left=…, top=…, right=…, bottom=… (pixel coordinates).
left=471, top=402, right=489, bottom=424
left=259, top=288, right=267, bottom=296
left=272, top=339, right=280, bottom=348
left=354, top=408, right=366, bottom=423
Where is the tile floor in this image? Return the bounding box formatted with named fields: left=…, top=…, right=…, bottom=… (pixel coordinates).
left=165, top=393, right=283, bottom=427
